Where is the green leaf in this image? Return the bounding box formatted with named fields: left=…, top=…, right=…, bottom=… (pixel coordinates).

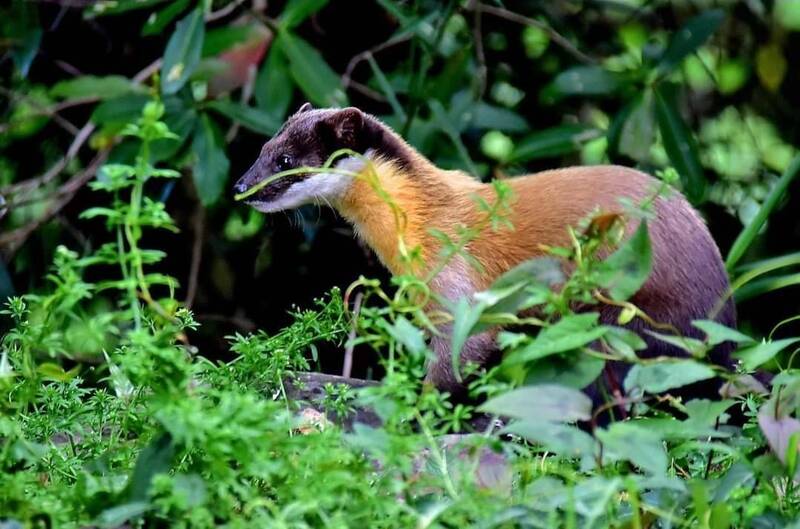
left=160, top=8, right=205, bottom=95
left=142, top=0, right=191, bottom=36
left=480, top=384, right=593, bottom=423
left=7, top=0, right=41, bottom=77
left=207, top=99, right=281, bottom=135
left=552, top=66, right=625, bottom=97
left=505, top=313, right=608, bottom=365
left=655, top=9, right=725, bottom=76
left=643, top=334, right=713, bottom=360
left=280, top=0, right=330, bottom=29
left=596, top=221, right=652, bottom=301
left=735, top=338, right=800, bottom=371
left=524, top=354, right=606, bottom=390
left=127, top=433, right=174, bottom=502
left=255, top=46, right=294, bottom=123
left=596, top=422, right=667, bottom=476
left=618, top=91, right=656, bottom=161
left=470, top=103, right=528, bottom=133
left=202, top=25, right=265, bottom=57
left=735, top=273, right=800, bottom=303
left=191, top=114, right=230, bottom=206
left=91, top=94, right=150, bottom=125
left=385, top=316, right=426, bottom=354
left=692, top=320, right=754, bottom=346
left=654, top=84, right=706, bottom=203
left=51, top=75, right=143, bottom=101
left=726, top=155, right=800, bottom=270
left=510, top=125, right=600, bottom=163
left=277, top=31, right=346, bottom=107
left=450, top=298, right=486, bottom=380
left=624, top=359, right=716, bottom=394
left=94, top=502, right=150, bottom=529
left=503, top=421, right=597, bottom=458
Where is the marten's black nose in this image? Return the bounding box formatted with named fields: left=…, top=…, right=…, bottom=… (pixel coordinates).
left=233, top=179, right=249, bottom=195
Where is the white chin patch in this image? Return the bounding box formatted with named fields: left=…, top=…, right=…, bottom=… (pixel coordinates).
left=248, top=154, right=368, bottom=213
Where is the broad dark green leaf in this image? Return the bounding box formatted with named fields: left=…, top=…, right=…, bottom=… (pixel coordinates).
left=596, top=422, right=667, bottom=476
left=656, top=9, right=725, bottom=76
left=160, top=8, right=205, bottom=95
left=207, top=99, right=281, bottom=135
left=142, top=0, right=190, bottom=36
left=385, top=316, right=426, bottom=354
left=127, top=433, right=174, bottom=502
left=280, top=0, right=330, bottom=29
left=8, top=0, right=41, bottom=77
left=510, top=125, right=600, bottom=163
left=596, top=221, right=652, bottom=301
left=646, top=330, right=706, bottom=357
left=505, top=313, right=608, bottom=365
left=503, top=421, right=597, bottom=458
left=191, top=113, right=230, bottom=206
left=480, top=384, right=593, bottom=423
left=51, top=75, right=143, bottom=100
left=450, top=297, right=485, bottom=380
left=277, top=31, right=346, bottom=107
left=202, top=25, right=264, bottom=57
left=693, top=320, right=754, bottom=346
left=624, top=359, right=716, bottom=394
left=255, top=47, right=294, bottom=123
left=603, top=327, right=647, bottom=360
left=735, top=338, right=800, bottom=370
left=94, top=502, right=150, bottom=529
left=654, top=84, right=706, bottom=203
left=552, top=66, right=625, bottom=96
left=524, top=354, right=606, bottom=390
left=470, top=103, right=529, bottom=133
left=618, top=91, right=656, bottom=161
left=91, top=94, right=150, bottom=124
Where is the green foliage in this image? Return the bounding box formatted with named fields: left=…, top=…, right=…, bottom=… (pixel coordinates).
left=2, top=2, right=800, bottom=528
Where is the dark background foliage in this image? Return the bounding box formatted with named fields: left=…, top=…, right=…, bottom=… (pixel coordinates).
left=2, top=0, right=799, bottom=367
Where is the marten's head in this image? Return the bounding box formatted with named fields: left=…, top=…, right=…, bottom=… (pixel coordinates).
left=233, top=104, right=410, bottom=212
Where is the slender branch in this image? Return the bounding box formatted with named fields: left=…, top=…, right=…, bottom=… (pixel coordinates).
left=342, top=292, right=363, bottom=379
left=465, top=2, right=596, bottom=65
left=184, top=205, right=205, bottom=309
left=0, top=151, right=109, bottom=258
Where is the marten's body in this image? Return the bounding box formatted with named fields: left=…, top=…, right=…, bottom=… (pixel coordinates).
left=234, top=105, right=735, bottom=394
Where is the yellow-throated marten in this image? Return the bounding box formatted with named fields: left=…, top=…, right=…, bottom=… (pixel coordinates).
left=233, top=104, right=736, bottom=398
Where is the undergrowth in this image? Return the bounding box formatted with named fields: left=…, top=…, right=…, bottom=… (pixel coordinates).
left=1, top=103, right=800, bottom=529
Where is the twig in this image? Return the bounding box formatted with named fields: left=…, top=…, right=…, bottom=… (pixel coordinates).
left=0, top=151, right=109, bottom=258
left=347, top=80, right=388, bottom=103
left=184, top=204, right=205, bottom=309
left=471, top=0, right=488, bottom=99
left=206, top=0, right=248, bottom=22
left=342, top=292, right=363, bottom=378
left=465, top=1, right=596, bottom=65
left=0, top=86, right=81, bottom=136
left=341, top=34, right=413, bottom=91
left=1, top=58, right=161, bottom=199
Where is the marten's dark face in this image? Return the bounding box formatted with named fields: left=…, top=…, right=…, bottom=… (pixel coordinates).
left=233, top=104, right=367, bottom=212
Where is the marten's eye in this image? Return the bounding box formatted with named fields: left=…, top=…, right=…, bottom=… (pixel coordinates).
left=276, top=154, right=293, bottom=172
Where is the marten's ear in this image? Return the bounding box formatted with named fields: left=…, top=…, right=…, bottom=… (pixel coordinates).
left=297, top=102, right=313, bottom=114
left=319, top=107, right=364, bottom=148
